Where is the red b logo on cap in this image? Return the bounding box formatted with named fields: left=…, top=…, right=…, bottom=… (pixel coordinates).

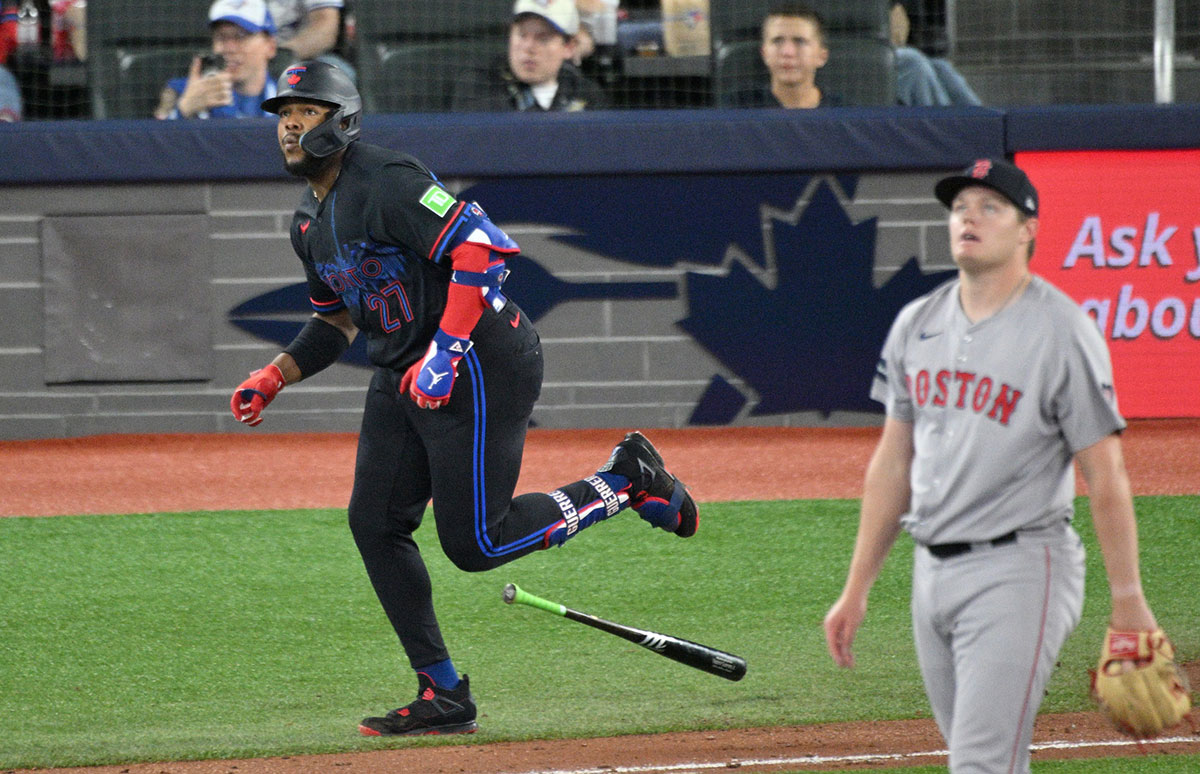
left=971, top=159, right=992, bottom=179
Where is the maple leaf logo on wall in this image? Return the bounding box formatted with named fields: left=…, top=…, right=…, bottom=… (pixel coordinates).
left=228, top=174, right=953, bottom=425
left=680, top=179, right=952, bottom=420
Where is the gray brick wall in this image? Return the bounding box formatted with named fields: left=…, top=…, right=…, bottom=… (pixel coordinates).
left=0, top=171, right=950, bottom=440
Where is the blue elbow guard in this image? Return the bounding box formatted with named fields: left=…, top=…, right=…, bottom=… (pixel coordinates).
left=446, top=202, right=520, bottom=254
left=451, top=262, right=510, bottom=312
left=447, top=203, right=516, bottom=312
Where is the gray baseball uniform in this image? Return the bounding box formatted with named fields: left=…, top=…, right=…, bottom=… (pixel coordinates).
left=872, top=274, right=1125, bottom=773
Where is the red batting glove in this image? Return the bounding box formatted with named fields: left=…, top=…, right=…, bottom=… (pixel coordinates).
left=230, top=364, right=285, bottom=426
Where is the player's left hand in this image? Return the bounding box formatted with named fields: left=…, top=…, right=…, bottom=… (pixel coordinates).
left=1090, top=627, right=1192, bottom=737
left=400, top=330, right=473, bottom=409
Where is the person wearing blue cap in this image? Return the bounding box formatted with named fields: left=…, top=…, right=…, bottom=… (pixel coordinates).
left=154, top=0, right=280, bottom=119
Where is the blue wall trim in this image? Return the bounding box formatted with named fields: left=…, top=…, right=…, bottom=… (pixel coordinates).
left=1004, top=103, right=1200, bottom=151
left=0, top=106, right=1012, bottom=184
left=3, top=102, right=1196, bottom=185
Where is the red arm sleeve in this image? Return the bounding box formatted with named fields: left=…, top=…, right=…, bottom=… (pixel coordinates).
left=438, top=241, right=493, bottom=339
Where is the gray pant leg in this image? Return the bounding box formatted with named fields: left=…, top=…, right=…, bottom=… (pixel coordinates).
left=912, top=551, right=956, bottom=740
left=912, top=533, right=1085, bottom=774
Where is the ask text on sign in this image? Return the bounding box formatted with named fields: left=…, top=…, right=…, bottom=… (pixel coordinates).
left=1017, top=150, right=1200, bottom=417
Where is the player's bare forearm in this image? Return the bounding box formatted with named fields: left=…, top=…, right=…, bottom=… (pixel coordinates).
left=824, top=419, right=912, bottom=667
left=843, top=417, right=912, bottom=597
left=1077, top=434, right=1157, bottom=630
left=268, top=352, right=302, bottom=385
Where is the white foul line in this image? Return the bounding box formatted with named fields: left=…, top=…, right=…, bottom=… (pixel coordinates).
left=507, top=734, right=1200, bottom=774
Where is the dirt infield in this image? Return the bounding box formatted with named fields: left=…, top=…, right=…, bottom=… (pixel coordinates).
left=6, top=421, right=1198, bottom=518
left=5, top=421, right=1199, bottom=773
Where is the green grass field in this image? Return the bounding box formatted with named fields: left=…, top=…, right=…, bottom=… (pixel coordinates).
left=1, top=496, right=1196, bottom=770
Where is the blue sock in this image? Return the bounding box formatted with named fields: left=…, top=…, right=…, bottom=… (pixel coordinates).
left=594, top=471, right=630, bottom=498
left=632, top=491, right=683, bottom=531
left=419, top=658, right=459, bottom=689
left=601, top=468, right=681, bottom=530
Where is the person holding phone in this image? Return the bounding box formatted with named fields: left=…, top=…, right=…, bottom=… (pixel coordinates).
left=154, top=0, right=279, bottom=119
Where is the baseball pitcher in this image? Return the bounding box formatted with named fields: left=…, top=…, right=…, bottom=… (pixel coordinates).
left=822, top=158, right=1188, bottom=773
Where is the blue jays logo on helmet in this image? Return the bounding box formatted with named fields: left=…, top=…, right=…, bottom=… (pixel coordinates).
left=285, top=65, right=307, bottom=86
left=262, top=59, right=362, bottom=157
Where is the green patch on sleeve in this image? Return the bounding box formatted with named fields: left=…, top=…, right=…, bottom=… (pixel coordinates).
left=419, top=184, right=456, bottom=217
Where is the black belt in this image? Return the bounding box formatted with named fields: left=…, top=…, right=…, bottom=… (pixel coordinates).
left=927, top=530, right=1018, bottom=559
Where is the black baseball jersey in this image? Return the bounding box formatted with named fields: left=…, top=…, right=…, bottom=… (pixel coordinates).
left=270, top=138, right=675, bottom=687
left=288, top=142, right=473, bottom=370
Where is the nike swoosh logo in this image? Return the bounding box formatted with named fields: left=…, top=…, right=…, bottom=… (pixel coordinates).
left=509, top=311, right=520, bottom=328
left=919, top=331, right=943, bottom=340
left=300, top=220, right=310, bottom=234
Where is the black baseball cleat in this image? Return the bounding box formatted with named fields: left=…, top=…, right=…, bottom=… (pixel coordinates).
left=601, top=431, right=699, bottom=537
left=358, top=673, right=478, bottom=737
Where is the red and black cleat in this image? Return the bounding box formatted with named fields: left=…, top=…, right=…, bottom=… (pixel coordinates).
left=358, top=673, right=478, bottom=736
left=602, top=431, right=699, bottom=538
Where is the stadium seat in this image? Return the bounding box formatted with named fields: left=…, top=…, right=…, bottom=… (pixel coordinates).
left=87, top=1, right=210, bottom=119
left=713, top=35, right=895, bottom=108
left=91, top=46, right=202, bottom=120
left=353, top=0, right=514, bottom=42
left=353, top=0, right=519, bottom=113
left=710, top=0, right=891, bottom=48
left=359, top=40, right=503, bottom=113
left=88, top=1, right=210, bottom=47
left=709, top=0, right=895, bottom=109
left=821, top=36, right=896, bottom=106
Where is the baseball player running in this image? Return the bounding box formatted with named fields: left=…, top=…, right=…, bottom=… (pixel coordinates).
left=229, top=60, right=698, bottom=736
left=822, top=159, right=1163, bottom=773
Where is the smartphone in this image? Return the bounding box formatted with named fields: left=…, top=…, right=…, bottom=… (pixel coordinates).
left=199, top=53, right=226, bottom=76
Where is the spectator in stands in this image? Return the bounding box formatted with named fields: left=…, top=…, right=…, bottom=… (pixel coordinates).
left=730, top=2, right=841, bottom=108
left=0, top=62, right=20, bottom=121
left=573, top=0, right=616, bottom=64
left=451, top=0, right=607, bottom=112
left=1, top=1, right=87, bottom=64
left=266, top=0, right=355, bottom=82
left=154, top=0, right=278, bottom=120
left=51, top=0, right=86, bottom=62
left=0, top=2, right=15, bottom=68
left=891, top=1, right=981, bottom=106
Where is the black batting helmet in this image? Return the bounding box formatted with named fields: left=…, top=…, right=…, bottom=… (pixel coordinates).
left=262, top=60, right=362, bottom=158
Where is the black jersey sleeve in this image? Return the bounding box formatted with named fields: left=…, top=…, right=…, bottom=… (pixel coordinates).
left=302, top=260, right=345, bottom=314
left=290, top=210, right=345, bottom=315
left=365, top=159, right=469, bottom=267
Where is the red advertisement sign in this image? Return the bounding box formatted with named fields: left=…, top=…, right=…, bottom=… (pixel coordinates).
left=1016, top=150, right=1200, bottom=418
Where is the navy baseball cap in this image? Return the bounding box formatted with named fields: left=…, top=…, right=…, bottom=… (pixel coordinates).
left=935, top=158, right=1039, bottom=217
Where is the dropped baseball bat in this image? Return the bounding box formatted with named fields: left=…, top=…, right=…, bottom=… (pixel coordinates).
left=502, top=583, right=747, bottom=681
